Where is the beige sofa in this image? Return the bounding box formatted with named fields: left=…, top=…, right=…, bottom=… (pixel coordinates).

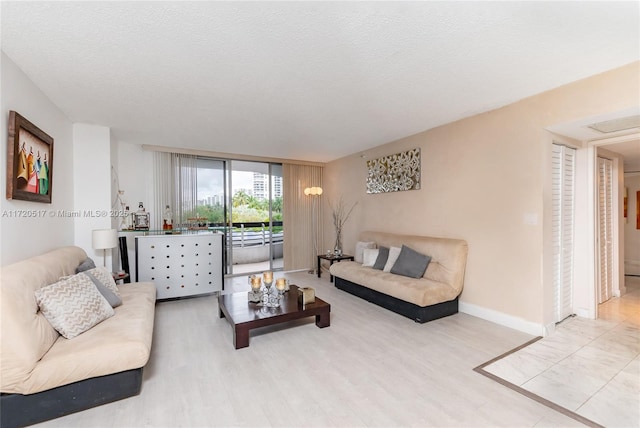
left=329, top=231, right=468, bottom=322
left=0, top=246, right=156, bottom=427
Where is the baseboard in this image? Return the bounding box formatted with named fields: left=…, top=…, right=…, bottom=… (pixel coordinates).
left=574, top=307, right=594, bottom=319
left=458, top=301, right=545, bottom=337
left=624, top=259, right=640, bottom=276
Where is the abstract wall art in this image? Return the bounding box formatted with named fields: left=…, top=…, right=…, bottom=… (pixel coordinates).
left=366, top=148, right=420, bottom=194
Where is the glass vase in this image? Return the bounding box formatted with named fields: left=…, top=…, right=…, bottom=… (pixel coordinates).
left=334, top=228, right=343, bottom=256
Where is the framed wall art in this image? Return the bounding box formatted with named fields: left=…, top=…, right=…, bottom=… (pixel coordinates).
left=6, top=111, right=54, bottom=203
left=366, top=148, right=421, bottom=194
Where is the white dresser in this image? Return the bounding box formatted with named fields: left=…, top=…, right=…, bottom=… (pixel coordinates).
left=135, top=232, right=224, bottom=299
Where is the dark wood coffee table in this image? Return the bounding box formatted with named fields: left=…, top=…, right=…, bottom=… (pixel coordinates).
left=218, top=285, right=331, bottom=349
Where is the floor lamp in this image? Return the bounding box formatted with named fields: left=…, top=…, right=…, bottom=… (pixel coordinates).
left=92, top=229, right=118, bottom=268
left=304, top=186, right=323, bottom=274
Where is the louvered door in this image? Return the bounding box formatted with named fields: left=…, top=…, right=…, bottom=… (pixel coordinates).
left=597, top=157, right=614, bottom=304
left=552, top=144, right=576, bottom=322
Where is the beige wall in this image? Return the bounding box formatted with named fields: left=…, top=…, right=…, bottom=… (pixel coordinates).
left=323, top=61, right=639, bottom=329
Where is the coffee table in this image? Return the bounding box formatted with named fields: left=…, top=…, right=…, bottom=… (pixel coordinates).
left=218, top=285, right=331, bottom=349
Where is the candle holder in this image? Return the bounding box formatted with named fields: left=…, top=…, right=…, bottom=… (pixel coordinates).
left=275, top=277, right=290, bottom=292
left=248, top=275, right=262, bottom=303
left=248, top=272, right=286, bottom=308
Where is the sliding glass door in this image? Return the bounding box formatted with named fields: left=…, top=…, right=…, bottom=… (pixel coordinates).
left=226, top=160, right=283, bottom=275
left=196, top=158, right=283, bottom=276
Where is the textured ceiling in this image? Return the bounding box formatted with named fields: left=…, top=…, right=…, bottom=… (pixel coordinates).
left=2, top=1, right=639, bottom=163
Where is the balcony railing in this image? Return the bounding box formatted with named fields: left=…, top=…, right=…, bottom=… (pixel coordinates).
left=200, top=221, right=283, bottom=248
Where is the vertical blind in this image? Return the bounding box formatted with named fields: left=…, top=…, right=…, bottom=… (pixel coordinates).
left=282, top=163, right=323, bottom=271
left=153, top=152, right=198, bottom=230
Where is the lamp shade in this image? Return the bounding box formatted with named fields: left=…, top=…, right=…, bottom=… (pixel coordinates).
left=304, top=186, right=323, bottom=196
left=92, top=229, right=118, bottom=250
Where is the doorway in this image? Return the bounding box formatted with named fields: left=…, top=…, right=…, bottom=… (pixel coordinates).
left=196, top=159, right=283, bottom=277
left=225, top=160, right=283, bottom=276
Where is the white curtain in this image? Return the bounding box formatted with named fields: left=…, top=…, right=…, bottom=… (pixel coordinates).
left=153, top=152, right=198, bottom=230
left=282, top=163, right=323, bottom=271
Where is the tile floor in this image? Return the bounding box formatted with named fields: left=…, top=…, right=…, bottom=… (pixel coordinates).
left=482, top=276, right=640, bottom=427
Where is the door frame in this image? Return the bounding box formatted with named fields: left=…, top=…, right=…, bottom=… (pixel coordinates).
left=581, top=134, right=633, bottom=318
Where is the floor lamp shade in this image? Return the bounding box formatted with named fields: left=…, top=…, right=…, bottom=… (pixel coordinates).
left=92, top=229, right=118, bottom=267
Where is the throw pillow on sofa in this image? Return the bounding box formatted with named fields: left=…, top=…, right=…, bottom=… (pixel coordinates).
left=84, top=267, right=121, bottom=297
left=391, top=245, right=432, bottom=279
left=383, top=246, right=402, bottom=272
left=35, top=274, right=115, bottom=339
left=373, top=247, right=389, bottom=270
left=354, top=241, right=376, bottom=263
left=362, top=248, right=379, bottom=267
left=82, top=271, right=122, bottom=307
left=75, top=257, right=96, bottom=273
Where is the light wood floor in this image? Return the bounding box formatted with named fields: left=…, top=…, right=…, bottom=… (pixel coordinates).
left=36, top=272, right=582, bottom=427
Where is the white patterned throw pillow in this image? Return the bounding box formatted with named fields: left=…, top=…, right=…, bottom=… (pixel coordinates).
left=35, top=273, right=114, bottom=339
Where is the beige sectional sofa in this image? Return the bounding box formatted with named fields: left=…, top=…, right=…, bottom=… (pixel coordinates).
left=0, top=246, right=156, bottom=427
left=330, top=231, right=468, bottom=322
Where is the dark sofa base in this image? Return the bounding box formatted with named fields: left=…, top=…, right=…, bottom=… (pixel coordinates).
left=335, top=276, right=458, bottom=323
left=1, top=368, right=143, bottom=428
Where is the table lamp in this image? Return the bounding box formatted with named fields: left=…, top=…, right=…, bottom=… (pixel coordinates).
left=92, top=229, right=118, bottom=267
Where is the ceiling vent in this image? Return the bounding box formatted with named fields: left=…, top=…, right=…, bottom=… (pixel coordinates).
left=587, top=115, right=640, bottom=133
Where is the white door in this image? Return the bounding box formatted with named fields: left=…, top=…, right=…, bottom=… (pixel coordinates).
left=597, top=156, right=614, bottom=304
left=552, top=144, right=576, bottom=322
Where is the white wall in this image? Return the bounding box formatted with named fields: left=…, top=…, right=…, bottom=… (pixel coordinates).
left=72, top=124, right=113, bottom=267
left=114, top=141, right=153, bottom=219
left=624, top=173, right=640, bottom=275
left=0, top=53, right=75, bottom=265
left=111, top=141, right=153, bottom=276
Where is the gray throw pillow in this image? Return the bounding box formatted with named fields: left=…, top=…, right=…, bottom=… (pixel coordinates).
left=82, top=271, right=122, bottom=308
left=373, top=246, right=389, bottom=270
left=75, top=257, right=96, bottom=273
left=390, top=245, right=432, bottom=279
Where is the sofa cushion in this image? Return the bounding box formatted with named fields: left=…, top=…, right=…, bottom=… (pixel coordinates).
left=75, top=257, right=96, bottom=273
left=373, top=246, right=389, bottom=270
left=354, top=241, right=376, bottom=263
left=362, top=248, right=379, bottom=267
left=383, top=246, right=402, bottom=272
left=330, top=261, right=458, bottom=307
left=1, top=246, right=88, bottom=393
left=359, top=231, right=468, bottom=294
left=22, top=282, right=157, bottom=395
left=391, top=245, right=432, bottom=279
left=35, top=274, right=114, bottom=339
left=82, top=271, right=122, bottom=308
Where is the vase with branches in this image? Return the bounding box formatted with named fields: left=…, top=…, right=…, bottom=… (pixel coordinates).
left=329, top=196, right=357, bottom=256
